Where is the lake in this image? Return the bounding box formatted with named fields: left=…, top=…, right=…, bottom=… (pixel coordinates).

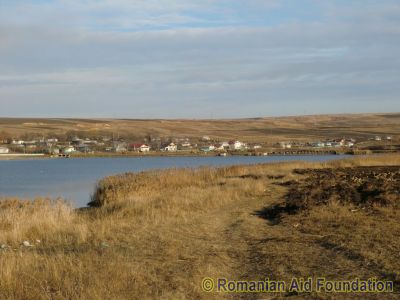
left=0, top=155, right=346, bottom=207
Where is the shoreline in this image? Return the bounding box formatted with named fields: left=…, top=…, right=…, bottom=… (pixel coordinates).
left=0, top=152, right=344, bottom=160
left=0, top=149, right=384, bottom=160
left=0, top=154, right=47, bottom=160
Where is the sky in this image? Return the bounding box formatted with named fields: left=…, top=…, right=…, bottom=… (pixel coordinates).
left=0, top=0, right=399, bottom=118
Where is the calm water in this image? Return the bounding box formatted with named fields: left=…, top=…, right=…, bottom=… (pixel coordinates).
left=0, top=155, right=346, bottom=207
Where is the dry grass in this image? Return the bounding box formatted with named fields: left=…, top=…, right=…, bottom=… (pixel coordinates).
left=0, top=154, right=399, bottom=299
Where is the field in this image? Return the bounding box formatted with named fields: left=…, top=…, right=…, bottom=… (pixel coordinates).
left=0, top=154, right=399, bottom=299
left=0, top=113, right=399, bottom=143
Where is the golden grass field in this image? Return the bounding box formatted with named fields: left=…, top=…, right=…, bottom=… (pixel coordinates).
left=1, top=113, right=399, bottom=143
left=0, top=154, right=399, bottom=299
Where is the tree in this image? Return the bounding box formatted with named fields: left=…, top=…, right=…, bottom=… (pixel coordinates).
left=0, top=131, right=11, bottom=143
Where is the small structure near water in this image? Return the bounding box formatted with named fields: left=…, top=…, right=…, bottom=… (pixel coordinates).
left=0, top=147, right=10, bottom=154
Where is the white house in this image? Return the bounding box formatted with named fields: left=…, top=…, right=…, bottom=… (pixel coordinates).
left=48, top=147, right=60, bottom=155
left=180, top=141, right=191, bottom=148
left=311, top=142, right=325, bottom=148
left=229, top=140, right=244, bottom=150
left=214, top=144, right=225, bottom=151
left=279, top=142, right=292, bottom=149
left=139, top=144, right=150, bottom=152
left=0, top=147, right=9, bottom=154
left=164, top=143, right=177, bottom=152
left=83, top=139, right=98, bottom=145
left=200, top=145, right=216, bottom=152
left=113, top=143, right=127, bottom=153
left=47, top=138, right=58, bottom=143
left=130, top=144, right=150, bottom=152
left=62, top=146, right=75, bottom=154
left=221, top=141, right=230, bottom=149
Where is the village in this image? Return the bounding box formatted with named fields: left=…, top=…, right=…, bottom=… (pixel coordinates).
left=0, top=132, right=396, bottom=157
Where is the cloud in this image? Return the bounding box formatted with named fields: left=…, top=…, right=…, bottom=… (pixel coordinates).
left=0, top=0, right=399, bottom=117
left=0, top=0, right=282, bottom=31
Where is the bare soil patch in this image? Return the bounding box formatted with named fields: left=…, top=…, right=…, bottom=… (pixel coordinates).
left=258, top=166, right=400, bottom=224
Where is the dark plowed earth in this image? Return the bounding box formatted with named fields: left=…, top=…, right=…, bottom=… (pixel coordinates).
left=262, top=167, right=400, bottom=222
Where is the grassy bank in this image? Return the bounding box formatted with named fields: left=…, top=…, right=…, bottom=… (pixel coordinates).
left=0, top=154, right=399, bottom=299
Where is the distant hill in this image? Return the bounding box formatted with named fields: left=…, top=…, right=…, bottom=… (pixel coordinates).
left=0, top=113, right=399, bottom=143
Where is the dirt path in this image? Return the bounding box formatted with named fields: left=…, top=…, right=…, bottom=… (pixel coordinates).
left=208, top=171, right=399, bottom=299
